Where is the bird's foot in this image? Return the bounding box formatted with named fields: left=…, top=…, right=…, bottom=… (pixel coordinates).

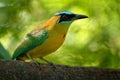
left=39, top=57, right=53, bottom=64
left=39, top=57, right=57, bottom=70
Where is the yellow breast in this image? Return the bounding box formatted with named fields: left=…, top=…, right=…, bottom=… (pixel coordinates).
left=27, top=24, right=69, bottom=58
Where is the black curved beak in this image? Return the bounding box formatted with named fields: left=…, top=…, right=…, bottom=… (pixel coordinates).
left=73, top=14, right=88, bottom=20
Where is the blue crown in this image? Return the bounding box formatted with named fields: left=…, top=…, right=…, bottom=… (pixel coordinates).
left=55, top=11, right=73, bottom=15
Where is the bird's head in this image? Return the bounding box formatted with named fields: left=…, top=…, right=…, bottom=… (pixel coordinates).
left=40, top=11, right=88, bottom=30
left=55, top=11, right=88, bottom=24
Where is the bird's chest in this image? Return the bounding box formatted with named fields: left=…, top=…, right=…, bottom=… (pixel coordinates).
left=42, top=29, right=67, bottom=51
left=47, top=30, right=66, bottom=48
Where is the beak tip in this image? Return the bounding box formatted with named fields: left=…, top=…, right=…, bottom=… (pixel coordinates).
left=75, top=14, right=88, bottom=19
left=80, top=15, right=88, bottom=19
left=85, top=16, right=88, bottom=18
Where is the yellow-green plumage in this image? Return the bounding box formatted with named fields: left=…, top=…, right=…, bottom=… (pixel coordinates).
left=12, top=11, right=88, bottom=60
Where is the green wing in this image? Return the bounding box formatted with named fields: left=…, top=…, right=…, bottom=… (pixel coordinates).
left=12, top=30, right=48, bottom=59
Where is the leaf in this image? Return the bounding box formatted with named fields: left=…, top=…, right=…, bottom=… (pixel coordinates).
left=0, top=43, right=11, bottom=60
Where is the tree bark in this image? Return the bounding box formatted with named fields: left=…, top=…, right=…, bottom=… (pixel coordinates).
left=0, top=60, right=120, bottom=80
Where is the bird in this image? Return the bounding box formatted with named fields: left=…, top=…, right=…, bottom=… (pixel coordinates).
left=12, top=11, right=88, bottom=62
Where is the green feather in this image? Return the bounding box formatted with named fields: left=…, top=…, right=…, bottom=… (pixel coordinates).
left=12, top=30, right=48, bottom=59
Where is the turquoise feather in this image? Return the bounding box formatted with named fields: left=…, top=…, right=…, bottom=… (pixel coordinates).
left=12, top=30, right=48, bottom=59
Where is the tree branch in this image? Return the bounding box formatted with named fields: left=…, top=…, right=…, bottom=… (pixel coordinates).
left=0, top=60, right=120, bottom=80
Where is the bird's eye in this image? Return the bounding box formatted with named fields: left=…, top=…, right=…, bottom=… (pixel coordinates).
left=62, top=15, right=68, bottom=19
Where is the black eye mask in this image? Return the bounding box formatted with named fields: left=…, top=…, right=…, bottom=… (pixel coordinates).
left=58, top=14, right=76, bottom=23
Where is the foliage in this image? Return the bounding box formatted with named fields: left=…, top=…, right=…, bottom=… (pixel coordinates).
left=0, top=43, right=11, bottom=60
left=0, top=0, right=120, bottom=68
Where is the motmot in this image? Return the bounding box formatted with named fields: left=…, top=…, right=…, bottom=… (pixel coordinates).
left=12, top=11, right=88, bottom=62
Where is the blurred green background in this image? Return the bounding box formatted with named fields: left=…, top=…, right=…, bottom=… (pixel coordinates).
left=0, top=0, right=120, bottom=68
